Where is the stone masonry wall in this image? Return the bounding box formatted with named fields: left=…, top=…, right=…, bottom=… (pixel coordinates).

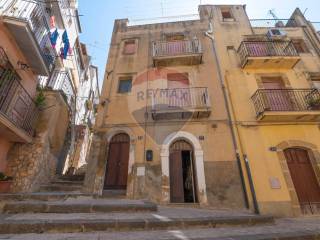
left=6, top=132, right=56, bottom=193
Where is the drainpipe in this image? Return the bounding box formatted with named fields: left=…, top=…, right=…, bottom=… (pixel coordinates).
left=244, top=154, right=260, bottom=214
left=204, top=21, right=258, bottom=213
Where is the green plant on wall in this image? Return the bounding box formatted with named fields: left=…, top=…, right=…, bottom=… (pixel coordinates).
left=307, top=96, right=320, bottom=107
left=0, top=172, right=13, bottom=181
left=35, top=87, right=46, bottom=108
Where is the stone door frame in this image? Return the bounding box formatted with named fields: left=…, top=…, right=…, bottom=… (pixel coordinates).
left=160, top=131, right=208, bottom=205
left=276, top=140, right=320, bottom=216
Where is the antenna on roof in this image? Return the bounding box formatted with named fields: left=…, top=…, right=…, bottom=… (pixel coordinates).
left=268, top=9, right=278, bottom=20
left=268, top=9, right=285, bottom=27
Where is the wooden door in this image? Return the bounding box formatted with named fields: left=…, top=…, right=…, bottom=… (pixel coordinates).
left=262, top=77, right=293, bottom=111
left=104, top=134, right=130, bottom=190
left=284, top=148, right=320, bottom=208
left=169, top=151, right=185, bottom=203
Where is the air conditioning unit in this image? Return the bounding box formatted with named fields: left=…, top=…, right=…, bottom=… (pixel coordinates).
left=267, top=29, right=287, bottom=39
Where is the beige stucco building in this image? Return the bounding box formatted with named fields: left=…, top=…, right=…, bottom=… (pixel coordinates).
left=86, top=4, right=320, bottom=217
left=84, top=6, right=247, bottom=209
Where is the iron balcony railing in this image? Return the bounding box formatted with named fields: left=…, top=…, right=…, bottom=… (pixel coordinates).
left=238, top=40, right=299, bottom=65
left=0, top=0, right=56, bottom=72
left=151, top=87, right=210, bottom=112
left=57, top=0, right=73, bottom=25
left=251, top=89, right=320, bottom=117
left=47, top=70, right=76, bottom=108
left=0, top=68, right=38, bottom=137
left=153, top=39, right=202, bottom=57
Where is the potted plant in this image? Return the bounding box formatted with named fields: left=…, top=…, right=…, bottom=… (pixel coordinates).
left=307, top=97, right=320, bottom=110
left=0, top=172, right=13, bottom=193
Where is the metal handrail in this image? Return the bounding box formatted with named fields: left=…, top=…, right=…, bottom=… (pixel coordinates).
left=151, top=87, right=210, bottom=111
left=153, top=39, right=202, bottom=57
left=0, top=68, right=39, bottom=136
left=47, top=70, right=76, bottom=108
left=251, top=88, right=320, bottom=117
left=238, top=40, right=299, bottom=66
left=0, top=0, right=56, bottom=72
left=249, top=19, right=298, bottom=28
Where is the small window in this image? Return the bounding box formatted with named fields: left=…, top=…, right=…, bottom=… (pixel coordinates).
left=123, top=40, right=136, bottom=55
left=310, top=74, right=320, bottom=89
left=118, top=78, right=132, bottom=93
left=221, top=8, right=234, bottom=21
left=313, top=81, right=320, bottom=89
left=167, top=73, right=189, bottom=88
left=166, top=34, right=185, bottom=41
left=292, top=39, right=309, bottom=53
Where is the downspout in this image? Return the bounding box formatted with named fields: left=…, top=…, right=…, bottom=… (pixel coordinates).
left=204, top=21, right=259, bottom=213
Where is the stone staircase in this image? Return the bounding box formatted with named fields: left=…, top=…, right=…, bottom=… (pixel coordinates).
left=38, top=174, right=85, bottom=193
left=0, top=180, right=319, bottom=239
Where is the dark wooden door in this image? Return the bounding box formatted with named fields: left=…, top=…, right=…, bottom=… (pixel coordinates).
left=104, top=134, right=130, bottom=190
left=170, top=151, right=185, bottom=203
left=284, top=148, right=320, bottom=206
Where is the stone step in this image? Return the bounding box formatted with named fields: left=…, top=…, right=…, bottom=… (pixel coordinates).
left=57, top=174, right=85, bottom=182
left=101, top=190, right=127, bottom=199
left=39, top=184, right=83, bottom=192
left=0, top=215, right=274, bottom=234
left=1, top=228, right=318, bottom=240
left=0, top=192, right=93, bottom=202
left=3, top=200, right=158, bottom=214
left=50, top=180, right=84, bottom=186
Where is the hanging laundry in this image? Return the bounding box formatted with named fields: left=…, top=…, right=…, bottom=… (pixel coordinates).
left=50, top=29, right=59, bottom=48
left=63, top=41, right=70, bottom=60
left=60, top=47, right=65, bottom=60
left=61, top=30, right=70, bottom=59
left=62, top=30, right=69, bottom=44
left=50, top=16, right=56, bottom=28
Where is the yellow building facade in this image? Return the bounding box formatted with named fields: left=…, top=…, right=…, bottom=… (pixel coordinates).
left=205, top=5, right=320, bottom=216
left=85, top=4, right=320, bottom=217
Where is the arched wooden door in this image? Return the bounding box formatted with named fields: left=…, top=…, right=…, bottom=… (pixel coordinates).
left=284, top=148, right=320, bottom=213
left=104, top=133, right=130, bottom=190
left=169, top=140, right=197, bottom=203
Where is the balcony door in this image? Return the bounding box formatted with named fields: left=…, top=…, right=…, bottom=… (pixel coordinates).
left=167, top=73, right=191, bottom=109
left=262, top=77, right=293, bottom=111
left=165, top=34, right=186, bottom=55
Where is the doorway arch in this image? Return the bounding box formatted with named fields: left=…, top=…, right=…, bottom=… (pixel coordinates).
left=104, top=133, right=130, bottom=190
left=161, top=131, right=207, bottom=205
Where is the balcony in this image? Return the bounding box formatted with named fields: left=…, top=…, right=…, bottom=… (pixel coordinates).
left=47, top=0, right=72, bottom=29
left=0, top=0, right=56, bottom=76
left=151, top=87, right=211, bottom=120
left=251, top=89, right=320, bottom=122
left=0, top=68, right=38, bottom=142
left=47, top=70, right=76, bottom=109
left=152, top=40, right=202, bottom=67
left=238, top=41, right=300, bottom=69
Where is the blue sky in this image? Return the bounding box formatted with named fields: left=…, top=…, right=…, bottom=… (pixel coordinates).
left=78, top=0, right=319, bottom=88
